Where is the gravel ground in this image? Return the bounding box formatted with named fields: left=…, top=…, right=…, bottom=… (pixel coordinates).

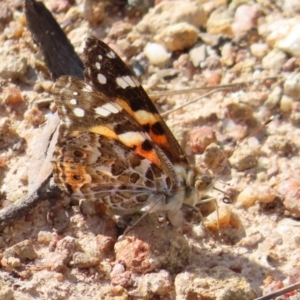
left=1, top=0, right=300, bottom=299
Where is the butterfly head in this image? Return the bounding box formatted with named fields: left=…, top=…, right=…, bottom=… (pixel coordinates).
left=194, top=173, right=214, bottom=195
left=174, top=164, right=213, bottom=207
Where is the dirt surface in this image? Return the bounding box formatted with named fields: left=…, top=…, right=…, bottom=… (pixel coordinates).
left=1, top=0, right=300, bottom=299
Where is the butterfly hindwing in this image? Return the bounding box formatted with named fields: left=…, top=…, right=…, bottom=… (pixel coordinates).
left=52, top=130, right=172, bottom=214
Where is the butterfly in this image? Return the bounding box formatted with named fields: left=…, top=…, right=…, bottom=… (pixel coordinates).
left=52, top=36, right=212, bottom=226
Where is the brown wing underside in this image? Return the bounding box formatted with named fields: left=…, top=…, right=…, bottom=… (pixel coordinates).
left=52, top=130, right=172, bottom=213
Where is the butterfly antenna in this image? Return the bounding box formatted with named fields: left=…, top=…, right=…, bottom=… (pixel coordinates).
left=239, top=116, right=274, bottom=143
left=155, top=78, right=278, bottom=118
left=161, top=89, right=218, bottom=117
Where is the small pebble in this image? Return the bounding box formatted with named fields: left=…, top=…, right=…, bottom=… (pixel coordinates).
left=266, top=135, right=297, bottom=156
left=204, top=55, right=222, bottom=70
left=0, top=156, right=6, bottom=167
left=226, top=102, right=254, bottom=121
left=283, top=0, right=300, bottom=13
left=50, top=0, right=72, bottom=12
left=4, top=20, right=24, bottom=39
left=189, top=42, right=206, bottom=68
left=221, top=42, right=236, bottom=67
left=37, top=231, right=54, bottom=244
left=2, top=86, right=23, bottom=105
left=107, top=21, right=133, bottom=39
left=24, top=107, right=45, bottom=127
left=144, top=42, right=170, bottom=67
left=0, top=53, right=28, bottom=80
left=7, top=257, right=21, bottom=268
left=291, top=102, right=300, bottom=125
left=263, top=19, right=296, bottom=47
left=116, top=38, right=140, bottom=58
left=206, top=8, right=234, bottom=36
left=282, top=57, right=297, bottom=72
left=202, top=143, right=224, bottom=169
left=202, top=69, right=221, bottom=85
left=276, top=178, right=300, bottom=218
left=33, top=83, right=43, bottom=93
left=250, top=43, right=269, bottom=59
left=154, top=22, right=199, bottom=52
left=41, top=80, right=54, bottom=93
left=280, top=95, right=293, bottom=113
left=224, top=122, right=248, bottom=141
left=173, top=53, right=195, bottom=79
left=264, top=85, right=282, bottom=109
left=287, top=265, right=300, bottom=284
left=175, top=266, right=257, bottom=299
left=229, top=147, right=258, bottom=171
left=136, top=1, right=207, bottom=34
left=277, top=23, right=300, bottom=57
left=96, top=234, right=116, bottom=258
left=134, top=270, right=173, bottom=297
left=261, top=276, right=284, bottom=297
left=1, top=240, right=37, bottom=271
left=261, top=49, right=287, bottom=72
left=110, top=263, right=132, bottom=288
left=231, top=4, right=261, bottom=36
left=0, top=3, right=13, bottom=24
left=238, top=233, right=264, bottom=248
left=236, top=185, right=276, bottom=208
left=71, top=252, right=100, bottom=268
left=284, top=73, right=300, bottom=101
left=46, top=236, right=76, bottom=271
left=204, top=204, right=232, bottom=231
left=189, top=126, right=216, bottom=154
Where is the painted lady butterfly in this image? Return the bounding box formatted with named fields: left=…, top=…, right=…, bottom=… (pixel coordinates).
left=52, top=37, right=213, bottom=226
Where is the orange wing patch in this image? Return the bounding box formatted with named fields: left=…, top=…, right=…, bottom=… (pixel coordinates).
left=115, top=98, right=170, bottom=156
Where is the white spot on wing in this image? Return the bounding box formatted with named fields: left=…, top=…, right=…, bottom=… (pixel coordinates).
left=94, top=102, right=122, bottom=117
left=116, top=76, right=140, bottom=89
left=118, top=131, right=148, bottom=147
left=134, top=110, right=156, bottom=124
left=73, top=92, right=79, bottom=96
left=95, top=62, right=101, bottom=69
left=107, top=50, right=116, bottom=58
left=103, top=102, right=122, bottom=113
left=98, top=54, right=103, bottom=60
left=94, top=107, right=111, bottom=117
left=97, top=73, right=107, bottom=84
left=81, top=84, right=93, bottom=92
left=73, top=107, right=85, bottom=117
left=116, top=77, right=127, bottom=89
left=126, top=76, right=136, bottom=87
left=69, top=98, right=77, bottom=105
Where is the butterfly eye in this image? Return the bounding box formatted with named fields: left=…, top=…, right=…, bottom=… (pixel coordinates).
left=72, top=174, right=82, bottom=181
left=73, top=150, right=84, bottom=157
left=195, top=175, right=213, bottom=192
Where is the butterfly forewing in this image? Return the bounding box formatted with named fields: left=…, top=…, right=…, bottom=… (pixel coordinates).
left=83, top=37, right=188, bottom=165
left=53, top=76, right=178, bottom=172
